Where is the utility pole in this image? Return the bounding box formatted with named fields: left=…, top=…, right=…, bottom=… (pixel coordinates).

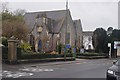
left=74, top=22, right=77, bottom=60
left=64, top=0, right=68, bottom=61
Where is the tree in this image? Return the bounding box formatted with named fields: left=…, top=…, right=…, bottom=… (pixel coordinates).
left=107, top=29, right=120, bottom=57
left=14, top=9, right=26, bottom=16
left=107, top=27, right=113, bottom=36
left=110, top=29, right=120, bottom=41
left=92, top=28, right=108, bottom=53
left=1, top=2, right=9, bottom=13
left=107, top=27, right=113, bottom=31
left=2, top=8, right=29, bottom=42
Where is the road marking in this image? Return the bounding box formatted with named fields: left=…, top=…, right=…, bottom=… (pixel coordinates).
left=2, top=70, right=33, bottom=78
left=44, top=69, right=54, bottom=72
left=19, top=67, right=54, bottom=72
left=83, top=62, right=87, bottom=63
left=75, top=61, right=89, bottom=64
left=76, top=63, right=82, bottom=64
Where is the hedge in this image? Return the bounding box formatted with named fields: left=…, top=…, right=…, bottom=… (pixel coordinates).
left=2, top=47, right=8, bottom=59
left=76, top=53, right=106, bottom=56
left=19, top=53, right=73, bottom=60
left=2, top=46, right=73, bottom=60
left=2, top=47, right=21, bottom=60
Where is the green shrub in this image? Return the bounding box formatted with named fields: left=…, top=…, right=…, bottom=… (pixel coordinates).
left=20, top=54, right=62, bottom=60
left=1, top=37, right=8, bottom=47
left=17, top=48, right=21, bottom=59
left=57, top=43, right=62, bottom=54
left=19, top=42, right=32, bottom=53
left=19, top=53, right=73, bottom=60
left=2, top=47, right=8, bottom=59
left=76, top=53, right=105, bottom=56
left=2, top=47, right=21, bottom=60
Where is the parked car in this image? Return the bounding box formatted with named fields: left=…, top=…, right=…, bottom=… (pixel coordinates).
left=106, top=59, right=120, bottom=80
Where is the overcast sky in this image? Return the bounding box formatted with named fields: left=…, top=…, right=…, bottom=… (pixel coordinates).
left=1, top=0, right=119, bottom=31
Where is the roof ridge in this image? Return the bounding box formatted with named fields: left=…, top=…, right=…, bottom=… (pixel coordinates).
left=73, top=19, right=81, bottom=21
left=26, top=9, right=69, bottom=14
left=83, top=31, right=94, bottom=33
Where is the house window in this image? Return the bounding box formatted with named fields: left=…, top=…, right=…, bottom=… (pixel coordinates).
left=42, top=17, right=48, bottom=24
left=42, top=17, right=46, bottom=23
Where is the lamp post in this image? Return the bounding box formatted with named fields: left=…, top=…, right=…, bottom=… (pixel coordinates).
left=57, top=34, right=60, bottom=41
left=46, top=31, right=50, bottom=52
left=64, top=0, right=68, bottom=61
left=57, top=34, right=60, bottom=53
left=46, top=40, right=49, bottom=52
left=74, top=24, right=77, bottom=60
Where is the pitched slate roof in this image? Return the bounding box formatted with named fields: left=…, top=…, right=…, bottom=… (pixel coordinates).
left=24, top=9, right=71, bottom=34
left=73, top=19, right=83, bottom=34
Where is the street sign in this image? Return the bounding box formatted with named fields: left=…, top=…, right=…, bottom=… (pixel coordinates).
left=114, top=41, right=120, bottom=49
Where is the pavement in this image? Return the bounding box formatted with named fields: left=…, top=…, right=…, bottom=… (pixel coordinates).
left=17, top=57, right=75, bottom=64
left=77, top=56, right=107, bottom=59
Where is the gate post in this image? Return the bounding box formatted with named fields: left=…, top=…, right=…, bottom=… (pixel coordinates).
left=8, top=36, right=19, bottom=64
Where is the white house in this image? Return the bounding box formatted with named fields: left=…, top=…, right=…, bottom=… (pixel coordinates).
left=83, top=31, right=94, bottom=50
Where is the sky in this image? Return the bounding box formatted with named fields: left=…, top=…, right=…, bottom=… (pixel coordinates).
left=1, top=0, right=119, bottom=31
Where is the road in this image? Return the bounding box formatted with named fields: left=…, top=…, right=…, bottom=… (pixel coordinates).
left=2, top=58, right=117, bottom=79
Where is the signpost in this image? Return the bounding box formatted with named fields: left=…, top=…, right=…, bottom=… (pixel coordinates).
left=114, top=41, right=120, bottom=57
left=108, top=43, right=111, bottom=58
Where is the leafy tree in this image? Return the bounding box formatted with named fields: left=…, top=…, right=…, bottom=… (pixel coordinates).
left=107, top=27, right=113, bottom=36
left=107, top=27, right=113, bottom=31
left=1, top=37, right=8, bottom=47
left=110, top=29, right=120, bottom=55
left=2, top=9, right=29, bottom=41
left=110, top=29, right=120, bottom=41
left=14, top=9, right=26, bottom=16
left=92, top=28, right=108, bottom=53
left=1, top=2, right=9, bottom=13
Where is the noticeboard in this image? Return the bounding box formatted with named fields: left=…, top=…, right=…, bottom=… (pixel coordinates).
left=66, top=44, right=71, bottom=49
left=114, top=41, right=120, bottom=49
